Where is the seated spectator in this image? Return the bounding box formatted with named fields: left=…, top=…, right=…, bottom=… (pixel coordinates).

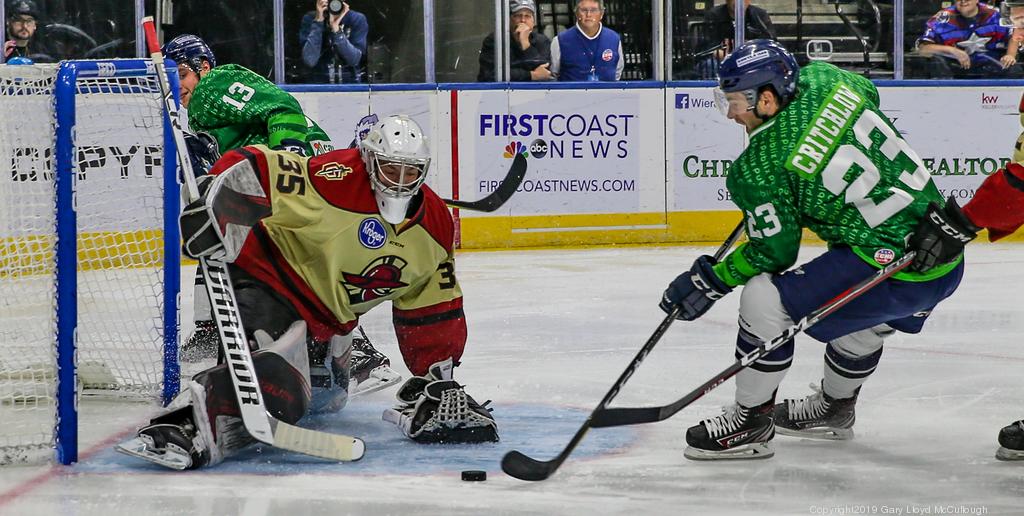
left=695, top=0, right=776, bottom=79
left=550, top=0, right=623, bottom=81
left=477, top=0, right=553, bottom=82
left=916, top=0, right=1022, bottom=78
left=300, top=0, right=368, bottom=83
left=3, top=0, right=44, bottom=62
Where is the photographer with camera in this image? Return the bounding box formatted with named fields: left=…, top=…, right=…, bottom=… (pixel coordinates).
left=300, top=0, right=368, bottom=83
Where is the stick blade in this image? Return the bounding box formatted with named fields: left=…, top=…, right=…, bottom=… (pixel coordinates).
left=501, top=450, right=558, bottom=481
left=444, top=153, right=527, bottom=212
left=589, top=406, right=663, bottom=428
left=270, top=419, right=365, bottom=462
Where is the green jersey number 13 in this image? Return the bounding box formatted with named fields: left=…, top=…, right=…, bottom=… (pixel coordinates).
left=222, top=82, right=256, bottom=111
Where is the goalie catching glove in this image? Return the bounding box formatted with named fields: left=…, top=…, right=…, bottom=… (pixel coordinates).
left=383, top=358, right=499, bottom=444
left=179, top=154, right=271, bottom=261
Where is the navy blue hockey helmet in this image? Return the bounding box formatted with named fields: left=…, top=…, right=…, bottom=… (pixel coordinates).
left=718, top=39, right=799, bottom=108
left=161, top=34, right=216, bottom=73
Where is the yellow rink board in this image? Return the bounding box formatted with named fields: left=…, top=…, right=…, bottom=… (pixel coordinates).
left=457, top=211, right=1022, bottom=250
left=1, top=215, right=1019, bottom=273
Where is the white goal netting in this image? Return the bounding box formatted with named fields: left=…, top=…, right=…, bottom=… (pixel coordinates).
left=0, top=60, right=179, bottom=465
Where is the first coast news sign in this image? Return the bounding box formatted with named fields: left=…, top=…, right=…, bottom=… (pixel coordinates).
left=293, top=84, right=1021, bottom=247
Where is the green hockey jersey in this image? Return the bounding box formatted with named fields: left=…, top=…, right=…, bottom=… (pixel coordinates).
left=715, top=62, right=957, bottom=286
left=187, top=64, right=333, bottom=155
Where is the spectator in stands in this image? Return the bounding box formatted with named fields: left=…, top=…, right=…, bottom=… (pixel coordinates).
left=3, top=0, right=42, bottom=61
left=478, top=0, right=554, bottom=82
left=300, top=0, right=368, bottom=83
left=550, top=0, right=623, bottom=81
left=695, top=0, right=776, bottom=79
left=916, top=0, right=1022, bottom=78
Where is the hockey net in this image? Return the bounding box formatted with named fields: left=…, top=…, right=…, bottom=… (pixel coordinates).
left=0, top=60, right=180, bottom=465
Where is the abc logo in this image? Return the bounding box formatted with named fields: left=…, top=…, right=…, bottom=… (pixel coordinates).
left=529, top=139, right=548, bottom=159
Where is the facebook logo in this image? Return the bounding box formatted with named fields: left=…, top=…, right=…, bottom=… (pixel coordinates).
left=675, top=93, right=689, bottom=109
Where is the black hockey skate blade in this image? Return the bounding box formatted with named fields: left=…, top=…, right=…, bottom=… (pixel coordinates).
left=501, top=450, right=556, bottom=481
left=461, top=470, right=487, bottom=481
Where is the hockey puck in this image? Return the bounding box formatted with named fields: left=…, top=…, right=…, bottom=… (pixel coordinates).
left=461, top=470, right=487, bottom=482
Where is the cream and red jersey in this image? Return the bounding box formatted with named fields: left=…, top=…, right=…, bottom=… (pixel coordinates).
left=208, top=145, right=465, bottom=375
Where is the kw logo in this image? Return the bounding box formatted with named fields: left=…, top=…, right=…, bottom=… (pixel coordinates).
left=503, top=141, right=528, bottom=159
left=982, top=93, right=999, bottom=105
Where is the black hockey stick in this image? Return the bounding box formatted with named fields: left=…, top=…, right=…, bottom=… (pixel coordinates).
left=590, top=250, right=916, bottom=429
left=142, top=17, right=363, bottom=462
left=442, top=153, right=527, bottom=212
left=501, top=221, right=746, bottom=481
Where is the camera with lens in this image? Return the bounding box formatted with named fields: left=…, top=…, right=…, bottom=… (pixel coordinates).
left=328, top=0, right=345, bottom=15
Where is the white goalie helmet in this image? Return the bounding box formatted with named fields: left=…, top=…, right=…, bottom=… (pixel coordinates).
left=358, top=115, right=431, bottom=224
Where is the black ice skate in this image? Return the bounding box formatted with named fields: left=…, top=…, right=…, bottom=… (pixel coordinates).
left=116, top=408, right=210, bottom=470
left=996, top=419, right=1024, bottom=461
left=684, top=400, right=775, bottom=460
left=349, top=327, right=401, bottom=396
left=774, top=383, right=857, bottom=440
left=180, top=319, right=219, bottom=363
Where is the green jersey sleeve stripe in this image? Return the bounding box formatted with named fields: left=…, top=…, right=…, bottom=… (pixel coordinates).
left=714, top=242, right=760, bottom=287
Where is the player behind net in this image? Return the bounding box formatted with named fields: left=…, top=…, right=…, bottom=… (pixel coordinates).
left=117, top=115, right=498, bottom=470
left=658, top=40, right=965, bottom=460
left=162, top=34, right=400, bottom=395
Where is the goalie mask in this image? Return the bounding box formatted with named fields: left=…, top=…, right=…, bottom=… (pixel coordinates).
left=359, top=115, right=431, bottom=224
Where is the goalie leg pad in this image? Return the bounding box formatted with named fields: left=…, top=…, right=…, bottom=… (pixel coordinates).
left=118, top=322, right=315, bottom=470
left=383, top=359, right=498, bottom=444
left=193, top=322, right=312, bottom=425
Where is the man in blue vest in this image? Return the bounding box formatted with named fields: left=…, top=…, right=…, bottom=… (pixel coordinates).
left=550, top=0, right=624, bottom=81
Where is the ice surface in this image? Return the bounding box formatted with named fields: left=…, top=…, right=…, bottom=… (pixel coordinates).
left=0, top=244, right=1021, bottom=515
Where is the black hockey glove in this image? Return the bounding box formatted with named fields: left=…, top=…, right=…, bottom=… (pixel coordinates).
left=179, top=175, right=227, bottom=260
left=907, top=196, right=980, bottom=273
left=272, top=138, right=308, bottom=156
left=660, top=255, right=733, bottom=321
left=183, top=131, right=220, bottom=178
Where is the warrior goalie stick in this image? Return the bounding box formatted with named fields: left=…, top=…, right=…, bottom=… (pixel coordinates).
left=141, top=17, right=363, bottom=462
left=442, top=153, right=527, bottom=212
left=589, top=250, right=917, bottom=428
left=501, top=221, right=746, bottom=481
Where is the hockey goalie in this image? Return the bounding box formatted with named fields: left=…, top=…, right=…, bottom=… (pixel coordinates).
left=117, top=115, right=498, bottom=470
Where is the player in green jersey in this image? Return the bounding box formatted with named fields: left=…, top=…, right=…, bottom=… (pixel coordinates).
left=162, top=34, right=401, bottom=397
left=660, top=40, right=964, bottom=460
left=163, top=34, right=333, bottom=156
